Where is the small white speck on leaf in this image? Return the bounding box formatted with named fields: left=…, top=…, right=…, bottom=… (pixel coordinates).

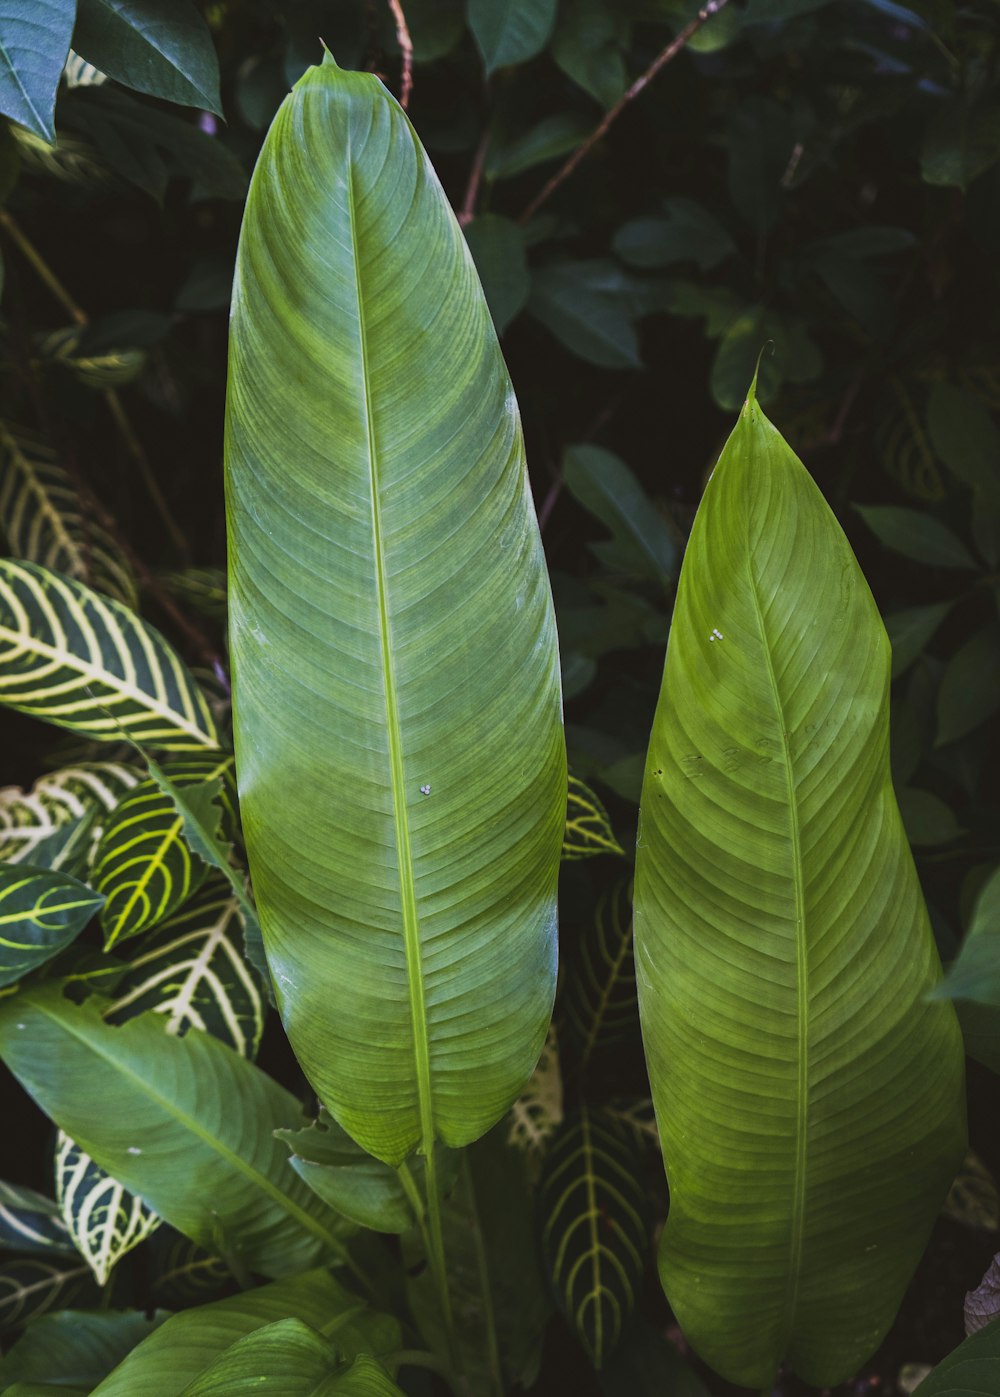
left=420, top=784, right=431, bottom=796
left=127, top=1146, right=142, bottom=1156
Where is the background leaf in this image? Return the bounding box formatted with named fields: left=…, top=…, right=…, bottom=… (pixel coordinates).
left=72, top=0, right=222, bottom=116
left=468, top=0, right=557, bottom=74
left=0, top=864, right=103, bottom=987
left=0, top=0, right=75, bottom=141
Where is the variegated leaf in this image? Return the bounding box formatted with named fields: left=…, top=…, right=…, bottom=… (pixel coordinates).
left=148, top=1227, right=232, bottom=1308
left=562, top=775, right=625, bottom=861
left=55, top=1131, right=160, bottom=1286
left=106, top=876, right=264, bottom=1059
left=563, top=877, right=636, bottom=1071
left=0, top=424, right=136, bottom=606
left=0, top=560, right=219, bottom=750
left=508, top=1025, right=563, bottom=1159
left=92, top=755, right=236, bottom=950
left=0, top=1256, right=95, bottom=1332
left=0, top=864, right=104, bottom=987
left=945, top=1149, right=999, bottom=1232
left=0, top=1181, right=75, bottom=1255
left=35, top=328, right=147, bottom=389
left=0, top=763, right=140, bottom=867
left=538, top=1107, right=649, bottom=1370
left=604, top=1097, right=660, bottom=1153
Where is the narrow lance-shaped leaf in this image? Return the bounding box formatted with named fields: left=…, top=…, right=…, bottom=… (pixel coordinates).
left=0, top=561, right=219, bottom=750
left=633, top=381, right=966, bottom=1389
left=225, top=56, right=565, bottom=1165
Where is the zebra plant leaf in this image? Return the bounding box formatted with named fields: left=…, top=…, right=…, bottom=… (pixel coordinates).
left=0, top=1257, right=95, bottom=1334
left=0, top=561, right=219, bottom=750
left=91, top=755, right=236, bottom=949
left=55, top=1132, right=161, bottom=1287
left=0, top=986, right=353, bottom=1281
left=0, top=763, right=140, bottom=868
left=0, top=424, right=136, bottom=606
left=106, top=876, right=264, bottom=1057
left=563, top=877, right=635, bottom=1072
left=0, top=1181, right=75, bottom=1255
left=633, top=382, right=966, bottom=1389
left=538, top=1107, right=649, bottom=1370
left=562, top=775, right=625, bottom=861
left=148, top=1229, right=231, bottom=1309
left=0, top=865, right=104, bottom=988
left=507, top=1025, right=563, bottom=1159
left=225, top=56, right=565, bottom=1164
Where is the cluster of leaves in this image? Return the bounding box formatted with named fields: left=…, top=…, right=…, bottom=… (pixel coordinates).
left=0, top=0, right=999, bottom=1394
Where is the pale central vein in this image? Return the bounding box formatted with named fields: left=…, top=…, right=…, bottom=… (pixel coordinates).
left=346, top=151, right=434, bottom=1157
left=745, top=500, right=808, bottom=1345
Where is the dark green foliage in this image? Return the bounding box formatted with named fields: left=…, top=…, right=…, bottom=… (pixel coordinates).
left=0, top=1, right=998, bottom=1392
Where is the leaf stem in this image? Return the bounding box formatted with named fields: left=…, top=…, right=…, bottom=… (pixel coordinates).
left=424, top=1144, right=460, bottom=1382
left=518, top=0, right=730, bottom=225
left=387, top=0, right=413, bottom=109
left=0, top=210, right=188, bottom=557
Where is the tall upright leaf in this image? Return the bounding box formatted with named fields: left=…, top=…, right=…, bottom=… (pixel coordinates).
left=633, top=382, right=966, bottom=1388
left=225, top=57, right=565, bottom=1165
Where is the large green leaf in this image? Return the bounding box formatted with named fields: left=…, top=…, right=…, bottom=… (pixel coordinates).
left=0, top=864, right=104, bottom=987
left=178, top=1319, right=404, bottom=1396
left=91, top=1269, right=400, bottom=1396
left=72, top=0, right=223, bottom=116
left=633, top=384, right=966, bottom=1388
left=0, top=561, right=219, bottom=750
left=915, top=1316, right=1000, bottom=1394
left=0, top=1309, right=165, bottom=1392
left=0, top=985, right=351, bottom=1279
left=225, top=57, right=565, bottom=1166
left=0, top=0, right=75, bottom=141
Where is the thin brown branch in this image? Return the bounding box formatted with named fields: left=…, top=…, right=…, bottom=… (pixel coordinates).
left=458, top=124, right=491, bottom=227
left=0, top=210, right=188, bottom=557
left=387, top=0, right=413, bottom=109
left=518, top=0, right=730, bottom=226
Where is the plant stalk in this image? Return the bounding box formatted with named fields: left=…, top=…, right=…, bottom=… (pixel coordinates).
left=423, top=1144, right=458, bottom=1372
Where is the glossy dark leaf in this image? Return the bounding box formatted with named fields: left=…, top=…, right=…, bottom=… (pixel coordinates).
left=936, top=625, right=1000, bottom=746
left=854, top=504, right=977, bottom=570
left=465, top=214, right=530, bottom=334
left=0, top=1309, right=164, bottom=1391
left=72, top=0, right=222, bottom=116
left=469, top=0, right=556, bottom=74
left=0, top=0, right=75, bottom=141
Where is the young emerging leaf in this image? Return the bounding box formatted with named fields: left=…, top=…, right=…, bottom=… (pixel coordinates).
left=225, top=57, right=565, bottom=1165
left=633, top=384, right=966, bottom=1388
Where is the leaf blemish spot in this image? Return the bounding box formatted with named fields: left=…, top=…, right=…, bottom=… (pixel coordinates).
left=419, top=784, right=431, bottom=796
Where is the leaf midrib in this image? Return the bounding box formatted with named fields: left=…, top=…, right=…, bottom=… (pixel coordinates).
left=745, top=482, right=808, bottom=1351
left=345, top=138, right=435, bottom=1160
left=28, top=995, right=349, bottom=1260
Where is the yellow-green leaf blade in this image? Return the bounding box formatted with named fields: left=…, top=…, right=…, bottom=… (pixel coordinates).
left=633, top=390, right=966, bottom=1388
left=225, top=58, right=565, bottom=1165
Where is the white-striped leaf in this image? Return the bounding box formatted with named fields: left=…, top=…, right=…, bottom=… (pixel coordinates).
left=105, top=876, right=264, bottom=1059
left=507, top=1025, right=563, bottom=1159
left=54, top=866, right=263, bottom=1286
left=0, top=864, right=104, bottom=987
left=562, top=776, right=625, bottom=861
left=0, top=560, right=219, bottom=750
left=538, top=1107, right=649, bottom=1370
left=0, top=1181, right=75, bottom=1255
left=0, top=763, right=140, bottom=867
left=148, top=1228, right=231, bottom=1308
left=55, top=1132, right=161, bottom=1287
left=91, top=755, right=236, bottom=950
left=0, top=1256, right=95, bottom=1333
left=0, top=424, right=136, bottom=606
